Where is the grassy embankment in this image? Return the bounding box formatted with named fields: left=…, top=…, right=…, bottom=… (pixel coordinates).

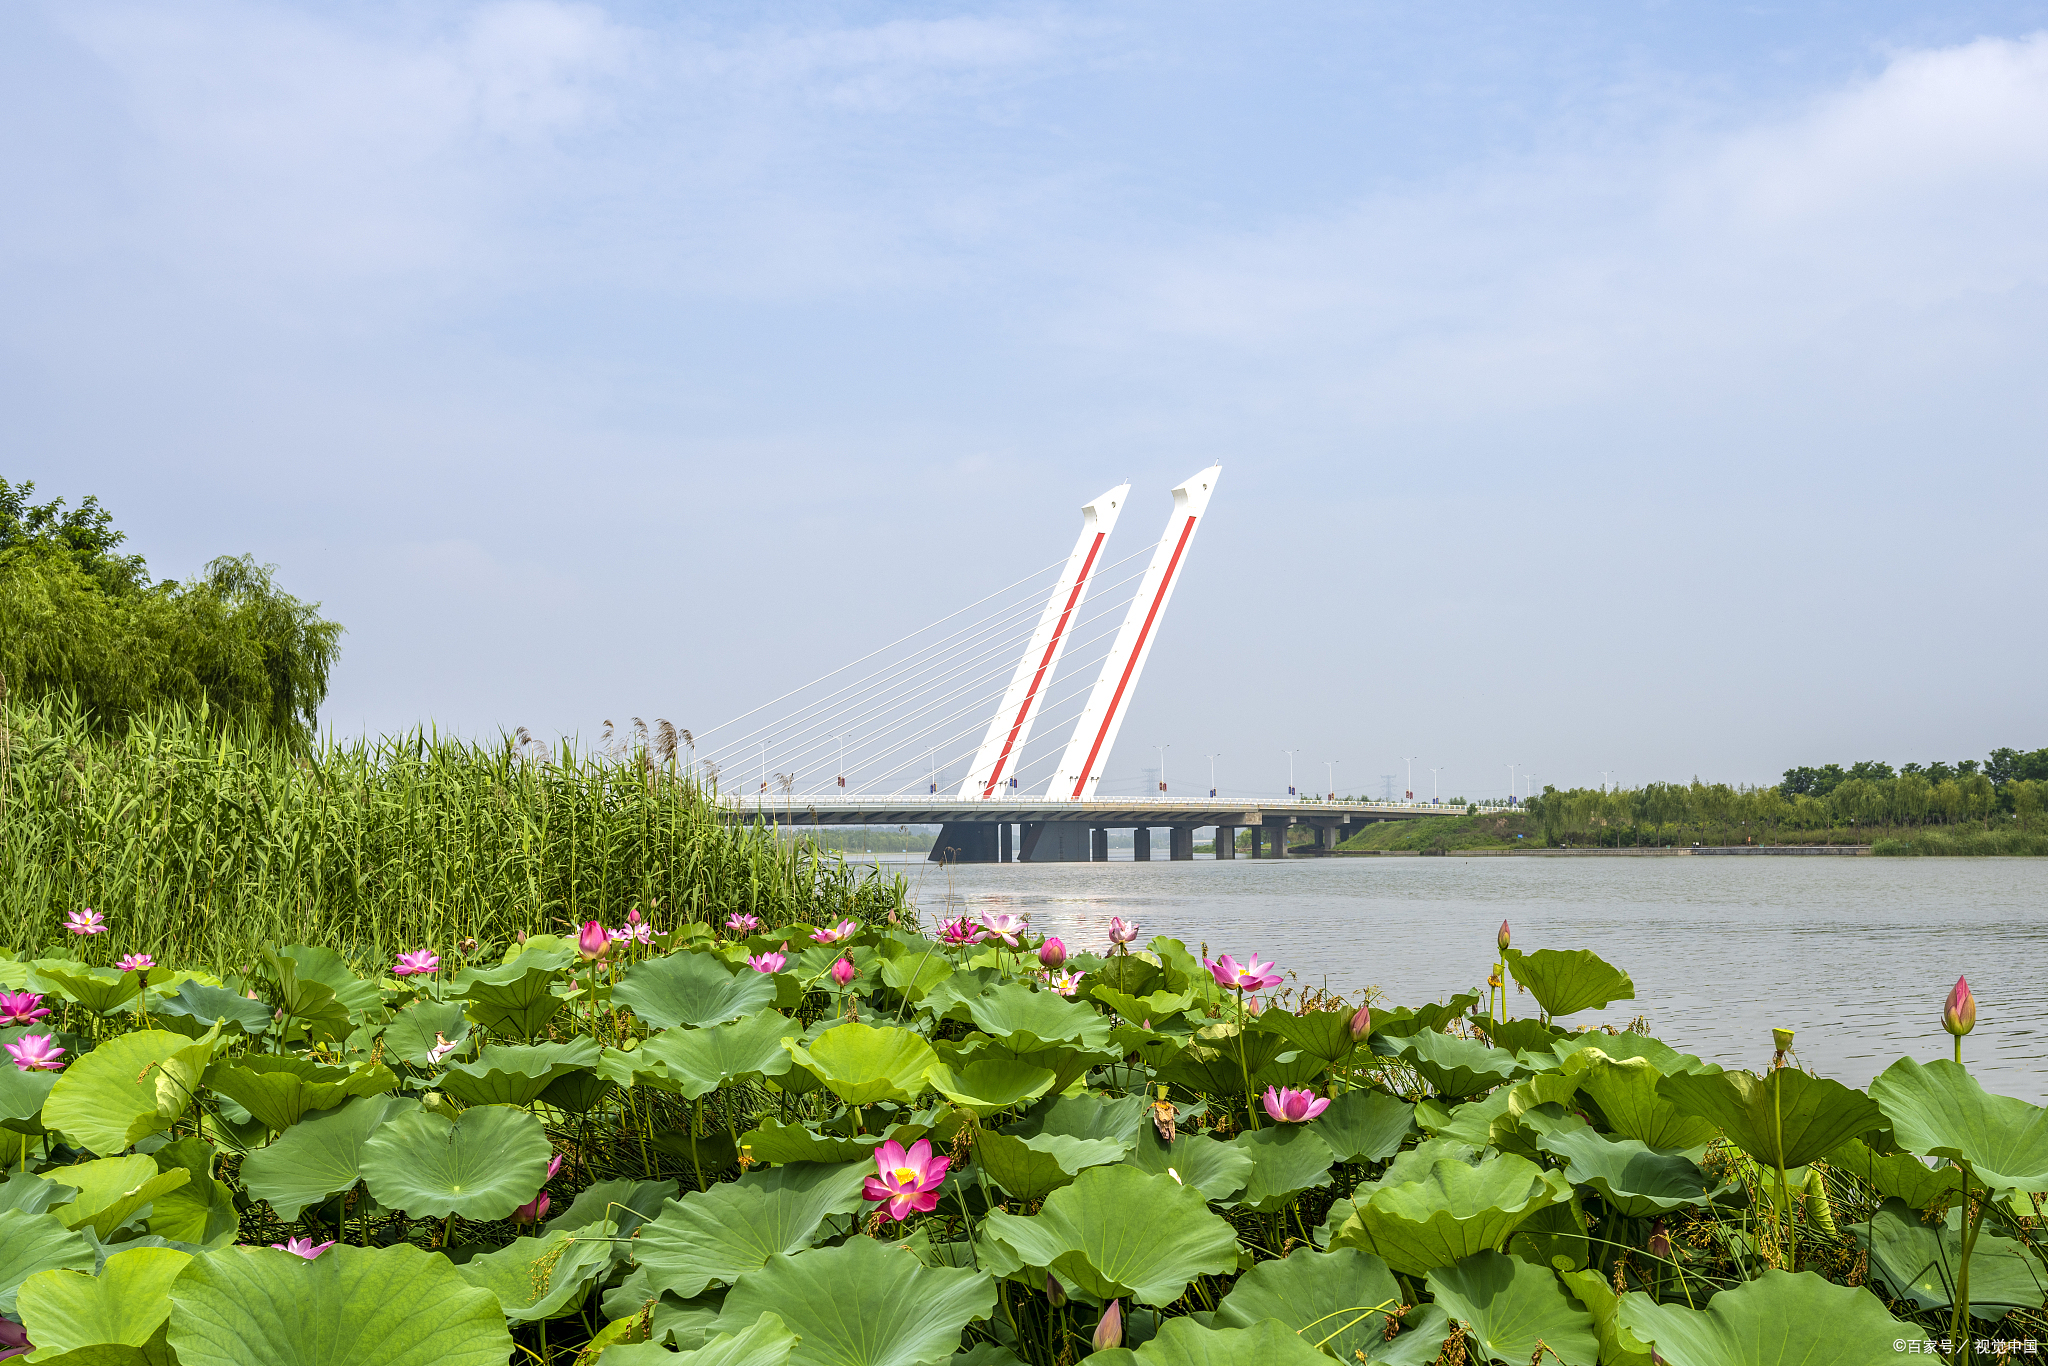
left=1329, top=810, right=2048, bottom=855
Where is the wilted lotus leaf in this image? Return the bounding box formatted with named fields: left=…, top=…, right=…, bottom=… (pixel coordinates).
left=436, top=1038, right=602, bottom=1107
left=982, top=1165, right=1238, bottom=1305
left=1122, top=1126, right=1253, bottom=1202
left=1618, top=1268, right=1912, bottom=1365
left=381, top=999, right=470, bottom=1066
left=1535, top=1124, right=1725, bottom=1218
left=43, top=1026, right=220, bottom=1154
left=240, top=1093, right=420, bottom=1221
left=17, top=1244, right=190, bottom=1359
left=454, top=1221, right=624, bottom=1322
left=1333, top=1153, right=1574, bottom=1275
left=1869, top=1057, right=2048, bottom=1193
left=636, top=1162, right=871, bottom=1300
left=50, top=1153, right=192, bottom=1240
left=1659, top=1068, right=1882, bottom=1172
left=1309, top=1088, right=1415, bottom=1164
left=602, top=1311, right=796, bottom=1366
left=784, top=1022, right=938, bottom=1106
left=167, top=1243, right=515, bottom=1366
left=1855, top=1196, right=2048, bottom=1317
left=451, top=950, right=571, bottom=1038
left=718, top=1235, right=995, bottom=1366
left=359, top=1103, right=551, bottom=1220
left=1426, top=1251, right=1599, bottom=1366
left=928, top=1059, right=1058, bottom=1116
left=1374, top=1029, right=1521, bottom=1099
left=30, top=961, right=143, bottom=1015
left=0, top=1209, right=94, bottom=1316
left=152, top=979, right=277, bottom=1040
left=965, top=984, right=1115, bottom=1054
left=204, top=1054, right=397, bottom=1133
left=974, top=1130, right=1129, bottom=1202
left=1501, top=949, right=1634, bottom=1020
left=1215, top=1246, right=1403, bottom=1363
left=1088, top=1315, right=1329, bottom=1366
left=1227, top=1125, right=1336, bottom=1212
left=614, top=951, right=777, bottom=1031
left=1823, top=1137, right=1964, bottom=1211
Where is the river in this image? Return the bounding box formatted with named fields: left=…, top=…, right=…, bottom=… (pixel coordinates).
left=881, top=853, right=2048, bottom=1102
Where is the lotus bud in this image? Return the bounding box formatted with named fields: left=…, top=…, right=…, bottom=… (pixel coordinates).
left=1092, top=1300, right=1122, bottom=1352
left=1647, top=1218, right=1671, bottom=1260
left=1497, top=920, right=1510, bottom=952
left=831, top=957, right=857, bottom=988
left=1038, top=937, right=1067, bottom=969
left=1943, top=976, right=1976, bottom=1037
left=1348, top=1005, right=1372, bottom=1041
left=1771, top=1027, right=1794, bottom=1054
left=577, top=920, right=610, bottom=960
left=1044, top=1273, right=1067, bottom=1308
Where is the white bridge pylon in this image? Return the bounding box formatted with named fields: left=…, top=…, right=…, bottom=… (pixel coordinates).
left=957, top=482, right=1129, bottom=800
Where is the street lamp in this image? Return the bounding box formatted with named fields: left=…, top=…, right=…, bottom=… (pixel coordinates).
left=1205, top=753, right=1221, bottom=798
left=1155, top=744, right=1170, bottom=796
left=1430, top=767, right=1442, bottom=803
left=1403, top=756, right=1417, bottom=803
left=1325, top=759, right=1339, bottom=801
left=1507, top=763, right=1516, bottom=807
left=1284, top=749, right=1300, bottom=798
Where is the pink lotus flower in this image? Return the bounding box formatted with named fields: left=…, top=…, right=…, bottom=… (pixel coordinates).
left=392, top=950, right=440, bottom=977
left=513, top=1154, right=564, bottom=1224
left=609, top=908, right=654, bottom=945
left=270, top=1237, right=335, bottom=1259
left=747, top=951, right=787, bottom=973
left=0, top=992, right=49, bottom=1027
left=938, top=917, right=985, bottom=948
left=830, top=957, right=858, bottom=988
left=1944, top=976, right=1976, bottom=1037
left=1208, top=953, right=1283, bottom=993
left=725, top=913, right=761, bottom=935
left=810, top=919, right=858, bottom=944
left=5, top=1035, right=64, bottom=1072
left=1093, top=1301, right=1123, bottom=1351
left=116, top=953, right=155, bottom=973
left=1262, top=1086, right=1331, bottom=1124
left=426, top=1033, right=460, bottom=1066
left=576, top=921, right=611, bottom=960
left=862, top=1138, right=950, bottom=1221
left=978, top=914, right=1028, bottom=947
left=1044, top=969, right=1080, bottom=997
left=64, top=908, right=107, bottom=936
left=1037, top=937, right=1067, bottom=969
left=0, top=1316, right=30, bottom=1357
left=1107, top=917, right=1140, bottom=945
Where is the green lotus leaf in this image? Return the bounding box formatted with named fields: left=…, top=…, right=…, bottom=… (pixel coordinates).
left=1098, top=1316, right=1330, bottom=1366
left=451, top=950, right=571, bottom=1038
left=1659, top=1067, right=1882, bottom=1172
left=1550, top=1031, right=1711, bottom=1076
left=1536, top=1124, right=1725, bottom=1218
left=655, top=1127, right=742, bottom=1184
left=1368, top=1137, right=1485, bottom=1192
left=1472, top=1016, right=1567, bottom=1056
left=1253, top=1047, right=1330, bottom=1090
left=1854, top=1196, right=2048, bottom=1317
left=1823, top=1138, right=1964, bottom=1211
left=1314, top=1197, right=1355, bottom=1248
left=1227, top=1125, right=1335, bottom=1212
left=1374, top=1028, right=1520, bottom=1099
left=1502, top=948, right=1634, bottom=1019
left=1155, top=1026, right=1291, bottom=1096
left=0, top=1065, right=58, bottom=1135
left=1309, top=1088, right=1415, bottom=1164
left=42, top=1026, right=219, bottom=1154
left=636, top=1161, right=871, bottom=1300
left=1122, top=1126, right=1253, bottom=1201
left=0, top=1172, right=79, bottom=1216
left=240, top=1093, right=420, bottom=1222
left=50, top=1155, right=191, bottom=1240
left=1559, top=1268, right=1653, bottom=1366
left=18, top=1245, right=189, bottom=1359
left=1256, top=1009, right=1363, bottom=1066
left=784, top=1023, right=938, bottom=1107
left=436, top=1038, right=602, bottom=1107
left=600, top=1311, right=798, bottom=1366
left=143, top=1143, right=240, bottom=1249
left=166, top=1242, right=515, bottom=1366
left=1090, top=985, right=1194, bottom=1023
left=981, top=1165, right=1238, bottom=1306
left=615, top=952, right=778, bottom=1031
left=0, top=1208, right=94, bottom=1315
left=545, top=1178, right=673, bottom=1237
left=717, top=1234, right=995, bottom=1366
left=1332, top=1153, right=1574, bottom=1275
left=454, top=1221, right=623, bottom=1322
left=380, top=999, right=470, bottom=1066
left=358, top=1103, right=551, bottom=1220
left=273, top=944, right=384, bottom=1016
left=30, top=962, right=142, bottom=1016
left=1426, top=1251, right=1598, bottom=1366
left=974, top=1130, right=1129, bottom=1202
left=1215, top=1247, right=1403, bottom=1363
left=638, top=1012, right=803, bottom=1100
left=964, top=984, right=1114, bottom=1053
left=1010, top=1092, right=1150, bottom=1147
left=1415, top=1089, right=1518, bottom=1147
left=1367, top=994, right=1482, bottom=1041
left=150, top=980, right=274, bottom=1039
left=919, top=966, right=1002, bottom=1020
left=1869, top=1057, right=2048, bottom=1192
left=1617, top=1268, right=1911, bottom=1365
left=1561, top=1049, right=1719, bottom=1152
left=738, top=1118, right=888, bottom=1167
left=202, top=1055, right=397, bottom=1133
left=1506, top=1189, right=1591, bottom=1273
left=879, top=949, right=955, bottom=1003
left=929, top=1060, right=1058, bottom=1117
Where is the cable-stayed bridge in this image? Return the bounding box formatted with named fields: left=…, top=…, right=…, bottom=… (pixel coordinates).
left=691, top=465, right=1455, bottom=862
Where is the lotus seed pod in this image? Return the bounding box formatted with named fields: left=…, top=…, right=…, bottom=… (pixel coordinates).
left=1943, top=976, right=1976, bottom=1037
left=1772, top=1027, right=1794, bottom=1053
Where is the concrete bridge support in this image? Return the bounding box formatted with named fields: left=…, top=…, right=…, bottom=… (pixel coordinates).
left=1169, top=826, right=1194, bottom=860
left=1000, top=823, right=1013, bottom=863
left=1214, top=825, right=1235, bottom=859
left=1092, top=827, right=1109, bottom=861
left=1133, top=827, right=1151, bottom=861
left=1266, top=816, right=1290, bottom=858
left=1248, top=826, right=1265, bottom=858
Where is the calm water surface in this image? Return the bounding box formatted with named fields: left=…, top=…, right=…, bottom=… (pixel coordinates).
left=882, top=855, right=2048, bottom=1101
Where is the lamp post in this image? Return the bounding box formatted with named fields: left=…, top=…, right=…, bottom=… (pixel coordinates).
left=1205, top=753, right=1221, bottom=798
left=1403, top=755, right=1417, bottom=803
left=1430, top=767, right=1442, bottom=803
left=1325, top=758, right=1339, bottom=801
left=1284, top=749, right=1300, bottom=798
left=1507, top=764, right=1516, bottom=807
left=1155, top=744, right=1170, bottom=796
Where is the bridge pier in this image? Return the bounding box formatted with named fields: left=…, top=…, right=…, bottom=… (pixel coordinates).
left=1092, top=827, right=1109, bottom=861
left=1214, top=825, right=1235, bottom=859
left=1248, top=826, right=1264, bottom=858
left=1133, top=827, right=1151, bottom=861
left=1169, top=826, right=1194, bottom=860
left=1000, top=822, right=1013, bottom=863
left=1266, top=816, right=1290, bottom=858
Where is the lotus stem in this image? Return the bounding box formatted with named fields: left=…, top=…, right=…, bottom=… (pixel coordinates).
left=1236, top=989, right=1259, bottom=1131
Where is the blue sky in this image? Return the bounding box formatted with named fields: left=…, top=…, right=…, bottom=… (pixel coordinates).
left=6, top=2, right=2047, bottom=800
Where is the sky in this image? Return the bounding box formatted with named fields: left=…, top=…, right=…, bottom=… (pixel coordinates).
left=6, top=1, right=2047, bottom=802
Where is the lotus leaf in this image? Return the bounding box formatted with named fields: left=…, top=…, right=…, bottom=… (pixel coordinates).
left=273, top=945, right=383, bottom=1015
left=42, top=1026, right=219, bottom=1154
left=602, top=1311, right=798, bottom=1366
left=636, top=1162, right=871, bottom=1299
left=1256, top=1009, right=1363, bottom=1066
left=615, top=952, right=778, bottom=1031
left=143, top=1144, right=239, bottom=1249
left=1550, top=1031, right=1711, bottom=1076
left=982, top=1165, right=1238, bottom=1305
left=1558, top=1268, right=1653, bottom=1366
left=1091, top=984, right=1194, bottom=1023
left=928, top=1060, right=1058, bottom=1116
left=1505, top=1190, right=1591, bottom=1272
left=50, top=1155, right=192, bottom=1240
left=1618, top=1268, right=1910, bottom=1365
left=358, top=1103, right=551, bottom=1220
left=454, top=1221, right=623, bottom=1321
left=1090, top=1317, right=1329, bottom=1366
left=1332, top=1153, right=1574, bottom=1275
left=1227, top=1125, right=1336, bottom=1212
left=1869, top=1057, right=2048, bottom=1192
left=1472, top=1016, right=1566, bottom=1056
left=30, top=962, right=143, bottom=1015
left=1314, top=1197, right=1355, bottom=1248
left=0, top=1172, right=78, bottom=1216
left=1824, top=1138, right=1964, bottom=1211
left=784, top=1023, right=938, bottom=1107
left=545, top=1178, right=674, bottom=1237
left=879, top=949, right=955, bottom=1002
left=1415, top=1088, right=1518, bottom=1147
left=655, top=1129, right=751, bottom=1182
left=0, top=1065, right=58, bottom=1134
left=166, top=1242, right=515, bottom=1366
left=1368, top=994, right=1481, bottom=1040
left=1426, top=1251, right=1598, bottom=1366
left=1215, top=1247, right=1403, bottom=1363
left=1561, top=1049, right=1720, bottom=1152
left=17, top=1245, right=189, bottom=1360
left=1156, top=1027, right=1291, bottom=1096
left=150, top=980, right=274, bottom=1039
left=451, top=951, right=571, bottom=1038
left=1659, top=1067, right=1882, bottom=1171
left=1309, top=1088, right=1415, bottom=1164
left=1011, top=1092, right=1149, bottom=1146
left=974, top=1130, right=1129, bottom=1202
left=718, top=1234, right=995, bottom=1366
left=1854, top=1196, right=2048, bottom=1317
left=1366, top=1137, right=1486, bottom=1192
left=638, top=1011, right=802, bottom=1100
left=964, top=984, right=1114, bottom=1053
left=1501, top=948, right=1634, bottom=1019
left=381, top=999, right=470, bottom=1065
left=202, top=1055, right=397, bottom=1133
left=251, top=949, right=356, bottom=1039
left=436, top=1038, right=602, bottom=1107
left=240, top=1093, right=420, bottom=1222
left=1536, top=1124, right=1725, bottom=1217
left=738, top=1118, right=888, bottom=1166
left=0, top=1209, right=94, bottom=1315
left=920, top=967, right=1002, bottom=1020
left=1122, top=1126, right=1254, bottom=1201
left=1374, top=1029, right=1520, bottom=1099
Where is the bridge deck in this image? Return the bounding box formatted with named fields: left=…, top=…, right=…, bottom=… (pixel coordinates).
left=719, top=796, right=1469, bottom=826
